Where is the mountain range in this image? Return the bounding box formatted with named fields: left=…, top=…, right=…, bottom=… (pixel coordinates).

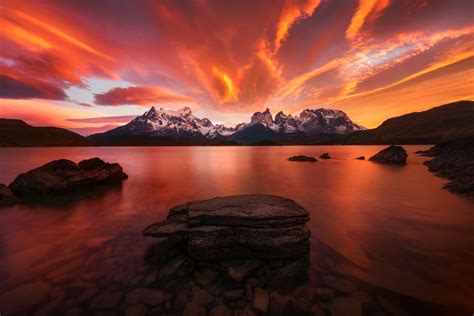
left=90, top=106, right=365, bottom=145
left=1, top=100, right=473, bottom=146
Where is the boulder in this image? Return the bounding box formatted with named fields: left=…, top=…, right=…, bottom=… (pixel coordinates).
left=0, top=183, right=18, bottom=206
left=288, top=155, right=317, bottom=162
left=369, top=145, right=407, bottom=165
left=319, top=153, right=330, bottom=159
left=9, top=158, right=128, bottom=198
left=422, top=137, right=474, bottom=195
left=355, top=156, right=365, bottom=160
left=144, top=195, right=310, bottom=261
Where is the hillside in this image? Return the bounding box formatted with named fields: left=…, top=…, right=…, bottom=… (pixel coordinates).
left=0, top=119, right=90, bottom=147
left=344, top=100, right=474, bottom=144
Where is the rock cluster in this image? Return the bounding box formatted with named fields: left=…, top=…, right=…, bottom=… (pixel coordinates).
left=369, top=145, right=407, bottom=165
left=143, top=195, right=311, bottom=261
left=7, top=157, right=127, bottom=199
left=420, top=137, right=474, bottom=195
left=288, top=155, right=317, bottom=162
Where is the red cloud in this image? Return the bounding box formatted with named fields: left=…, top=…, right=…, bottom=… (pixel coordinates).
left=67, top=115, right=136, bottom=124
left=94, top=86, right=195, bottom=106
left=0, top=75, right=66, bottom=100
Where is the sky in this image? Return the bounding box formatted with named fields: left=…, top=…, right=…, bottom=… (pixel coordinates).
left=0, top=0, right=473, bottom=135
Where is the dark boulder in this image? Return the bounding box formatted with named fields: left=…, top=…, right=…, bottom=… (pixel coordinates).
left=288, top=155, right=317, bottom=162
left=422, top=137, right=474, bottom=195
left=355, top=156, right=365, bottom=160
left=369, top=145, right=407, bottom=165
left=144, top=195, right=311, bottom=261
left=0, top=184, right=18, bottom=206
left=319, top=153, right=330, bottom=159
left=9, top=158, right=127, bottom=198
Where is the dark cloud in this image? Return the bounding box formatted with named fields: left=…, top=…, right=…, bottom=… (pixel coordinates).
left=0, top=75, right=66, bottom=100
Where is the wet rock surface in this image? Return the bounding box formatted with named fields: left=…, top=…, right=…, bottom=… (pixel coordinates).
left=420, top=137, right=474, bottom=195
left=0, top=183, right=18, bottom=206
left=143, top=195, right=311, bottom=260
left=9, top=157, right=128, bottom=198
left=356, top=156, right=365, bottom=160
left=369, top=145, right=407, bottom=165
left=288, top=155, right=317, bottom=162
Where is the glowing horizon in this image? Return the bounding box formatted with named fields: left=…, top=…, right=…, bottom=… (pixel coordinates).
left=1, top=0, right=473, bottom=135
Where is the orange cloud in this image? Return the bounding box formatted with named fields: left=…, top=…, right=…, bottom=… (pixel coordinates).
left=94, top=86, right=195, bottom=106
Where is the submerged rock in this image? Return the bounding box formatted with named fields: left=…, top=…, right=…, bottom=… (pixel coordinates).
left=319, top=153, right=331, bottom=159
left=421, top=137, right=474, bottom=195
left=143, top=195, right=310, bottom=261
left=0, top=183, right=18, bottom=206
left=9, top=157, right=128, bottom=198
left=355, top=156, right=365, bottom=160
left=288, top=155, right=317, bottom=162
left=369, top=145, right=407, bottom=165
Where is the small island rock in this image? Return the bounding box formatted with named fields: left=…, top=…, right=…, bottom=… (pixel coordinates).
left=319, top=153, right=331, bottom=159
left=9, top=157, right=127, bottom=198
left=288, top=155, right=317, bottom=162
left=144, top=195, right=311, bottom=261
left=0, top=183, right=18, bottom=206
left=355, top=156, right=365, bottom=160
left=369, top=145, right=407, bottom=165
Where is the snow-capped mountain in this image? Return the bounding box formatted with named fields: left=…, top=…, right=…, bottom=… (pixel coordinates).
left=92, top=106, right=365, bottom=143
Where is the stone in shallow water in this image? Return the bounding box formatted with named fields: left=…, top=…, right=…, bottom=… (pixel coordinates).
left=0, top=282, right=51, bottom=314
left=143, top=195, right=311, bottom=261
left=369, top=145, right=407, bottom=165
left=0, top=183, right=18, bottom=206
left=253, top=287, right=269, bottom=313
left=288, top=155, right=317, bottom=162
left=125, top=304, right=148, bottom=316
left=209, top=304, right=233, bottom=316
left=125, top=288, right=166, bottom=306
left=89, top=291, right=122, bottom=309
left=319, top=153, right=331, bottom=159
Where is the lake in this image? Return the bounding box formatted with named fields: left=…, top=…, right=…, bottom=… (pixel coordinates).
left=0, top=146, right=473, bottom=315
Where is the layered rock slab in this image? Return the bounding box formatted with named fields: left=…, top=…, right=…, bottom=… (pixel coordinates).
left=144, top=195, right=310, bottom=261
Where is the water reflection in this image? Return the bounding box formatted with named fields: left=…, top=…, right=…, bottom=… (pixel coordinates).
left=0, top=146, right=473, bottom=315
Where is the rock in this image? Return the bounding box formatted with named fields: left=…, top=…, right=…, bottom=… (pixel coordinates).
left=369, top=145, right=407, bottom=165
left=422, top=137, right=474, bottom=195
left=89, top=291, right=122, bottom=309
left=253, top=287, right=269, bottom=313
left=64, top=307, right=82, bottom=316
left=314, top=287, right=335, bottom=300
left=192, top=289, right=213, bottom=307
left=268, top=292, right=291, bottom=316
left=0, top=183, right=18, bottom=206
left=319, top=153, right=330, bottom=159
left=355, top=156, right=365, bottom=160
left=288, top=155, right=317, bottom=162
left=329, top=297, right=362, bottom=316
left=377, top=296, right=412, bottom=316
left=245, top=278, right=259, bottom=301
left=183, top=300, right=206, bottom=316
left=0, top=282, right=51, bottom=314
left=125, top=288, right=166, bottom=306
left=223, top=289, right=244, bottom=301
left=9, top=158, right=127, bottom=198
left=265, top=259, right=309, bottom=292
left=322, top=275, right=357, bottom=293
left=210, top=304, right=233, bottom=316
left=125, top=304, right=148, bottom=316
left=226, top=259, right=264, bottom=282
left=194, top=268, right=218, bottom=288
left=144, top=195, right=311, bottom=260
left=34, top=295, right=63, bottom=316
left=310, top=304, right=325, bottom=316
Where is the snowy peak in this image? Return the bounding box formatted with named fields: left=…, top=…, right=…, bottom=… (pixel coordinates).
left=250, top=108, right=274, bottom=126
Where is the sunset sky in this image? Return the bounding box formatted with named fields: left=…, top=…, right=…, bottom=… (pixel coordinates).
left=1, top=0, right=473, bottom=135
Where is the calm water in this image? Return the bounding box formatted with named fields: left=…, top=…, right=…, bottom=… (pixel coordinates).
left=0, top=146, right=473, bottom=314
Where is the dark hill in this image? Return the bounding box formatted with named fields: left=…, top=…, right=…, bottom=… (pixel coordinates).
left=344, top=100, right=474, bottom=144
left=0, top=119, right=90, bottom=147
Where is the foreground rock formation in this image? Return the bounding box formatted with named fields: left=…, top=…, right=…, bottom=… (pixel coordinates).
left=0, top=184, right=18, bottom=206
left=420, top=137, right=474, bottom=195
left=288, top=155, right=317, bottom=162
left=369, top=145, right=407, bottom=165
left=144, top=195, right=311, bottom=261
left=9, top=158, right=127, bottom=198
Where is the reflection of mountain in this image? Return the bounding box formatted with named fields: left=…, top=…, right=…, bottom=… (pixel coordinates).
left=0, top=119, right=90, bottom=147
left=90, top=106, right=365, bottom=145
left=345, top=100, right=474, bottom=144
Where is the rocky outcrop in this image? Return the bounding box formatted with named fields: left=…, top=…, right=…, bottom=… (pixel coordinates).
left=143, top=195, right=310, bottom=261
left=9, top=158, right=128, bottom=198
left=0, top=183, right=18, bottom=206
left=421, top=137, right=474, bottom=195
left=288, top=155, right=317, bottom=162
left=319, top=153, right=330, bottom=159
left=369, top=145, right=407, bottom=165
